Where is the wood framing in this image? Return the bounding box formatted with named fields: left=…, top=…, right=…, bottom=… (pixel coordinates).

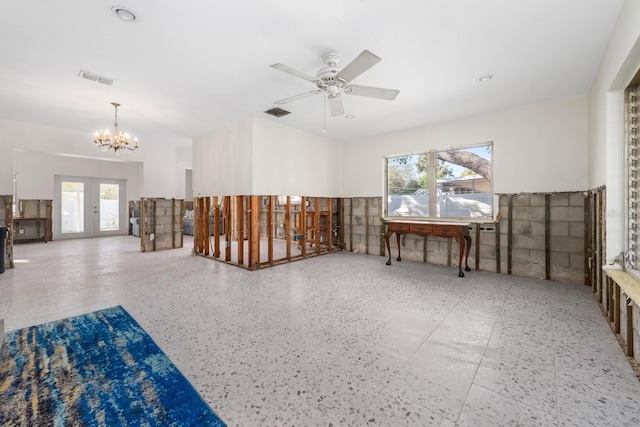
left=237, top=195, right=244, bottom=266
left=0, top=195, right=14, bottom=269
left=190, top=195, right=341, bottom=270
left=285, top=196, right=292, bottom=260
left=249, top=195, right=260, bottom=270
left=213, top=197, right=220, bottom=258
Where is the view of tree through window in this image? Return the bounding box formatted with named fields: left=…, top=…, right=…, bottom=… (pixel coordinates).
left=385, top=143, right=493, bottom=220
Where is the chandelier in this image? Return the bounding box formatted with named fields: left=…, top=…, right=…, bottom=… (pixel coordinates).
left=94, top=102, right=139, bottom=153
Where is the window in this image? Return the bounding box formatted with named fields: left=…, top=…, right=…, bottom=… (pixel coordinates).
left=384, top=143, right=493, bottom=221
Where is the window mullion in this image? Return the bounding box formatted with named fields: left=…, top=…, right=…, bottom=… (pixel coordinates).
left=429, top=151, right=437, bottom=218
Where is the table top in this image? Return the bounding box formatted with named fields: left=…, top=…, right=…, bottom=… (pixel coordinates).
left=384, top=219, right=470, bottom=227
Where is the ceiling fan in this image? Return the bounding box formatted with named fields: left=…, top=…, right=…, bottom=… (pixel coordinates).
left=270, top=50, right=399, bottom=117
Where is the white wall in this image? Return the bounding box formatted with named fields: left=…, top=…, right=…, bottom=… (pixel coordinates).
left=251, top=117, right=343, bottom=197
left=14, top=150, right=142, bottom=201
left=192, top=117, right=344, bottom=197
left=588, top=0, right=640, bottom=261
left=192, top=118, right=253, bottom=196
left=343, top=95, right=588, bottom=198
left=0, top=118, right=188, bottom=199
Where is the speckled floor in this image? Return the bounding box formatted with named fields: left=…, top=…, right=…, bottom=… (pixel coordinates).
left=2, top=236, right=640, bottom=426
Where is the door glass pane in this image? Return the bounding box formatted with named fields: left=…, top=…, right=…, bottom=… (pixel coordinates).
left=99, top=183, right=120, bottom=231
left=61, top=181, right=84, bottom=233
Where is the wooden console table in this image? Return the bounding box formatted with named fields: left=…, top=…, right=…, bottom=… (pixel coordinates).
left=385, top=220, right=472, bottom=277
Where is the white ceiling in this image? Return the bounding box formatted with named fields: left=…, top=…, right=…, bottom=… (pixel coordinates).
left=0, top=0, right=625, bottom=146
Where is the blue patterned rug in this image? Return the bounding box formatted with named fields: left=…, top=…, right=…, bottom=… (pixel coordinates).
left=0, top=306, right=226, bottom=426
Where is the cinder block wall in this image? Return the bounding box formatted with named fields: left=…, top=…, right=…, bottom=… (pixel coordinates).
left=0, top=195, right=13, bottom=270
left=343, top=191, right=585, bottom=285
left=140, top=198, right=184, bottom=252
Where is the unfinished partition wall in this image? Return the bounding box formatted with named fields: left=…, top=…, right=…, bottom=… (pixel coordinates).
left=139, top=198, right=184, bottom=252
left=13, top=199, right=53, bottom=244
left=0, top=195, right=13, bottom=269
left=344, top=191, right=587, bottom=285
left=193, top=196, right=341, bottom=270
left=127, top=200, right=141, bottom=236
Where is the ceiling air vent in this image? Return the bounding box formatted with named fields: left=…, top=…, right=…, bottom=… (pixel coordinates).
left=79, top=70, right=115, bottom=86
left=264, top=107, right=291, bottom=117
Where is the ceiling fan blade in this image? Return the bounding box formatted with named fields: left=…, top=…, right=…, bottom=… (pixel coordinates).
left=346, top=84, right=399, bottom=100
left=275, top=90, right=321, bottom=105
left=335, top=50, right=381, bottom=83
left=270, top=63, right=318, bottom=83
left=327, top=94, right=345, bottom=117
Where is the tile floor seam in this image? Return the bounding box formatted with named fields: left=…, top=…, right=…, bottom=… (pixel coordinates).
left=461, top=304, right=502, bottom=424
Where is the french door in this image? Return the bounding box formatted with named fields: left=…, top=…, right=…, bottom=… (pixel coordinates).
left=54, top=176, right=127, bottom=239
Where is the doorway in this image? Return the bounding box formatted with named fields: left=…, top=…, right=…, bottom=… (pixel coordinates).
left=53, top=176, right=127, bottom=239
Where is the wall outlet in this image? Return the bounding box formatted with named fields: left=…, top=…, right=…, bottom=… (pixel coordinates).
left=150, top=233, right=155, bottom=241
left=19, top=229, right=25, bottom=235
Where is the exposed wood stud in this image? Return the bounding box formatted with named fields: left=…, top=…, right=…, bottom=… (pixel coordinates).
left=224, top=196, right=231, bottom=262
left=545, top=194, right=551, bottom=280
left=614, top=282, right=621, bottom=333
left=314, top=197, right=320, bottom=254
left=301, top=196, right=307, bottom=257
left=584, top=194, right=590, bottom=287
left=237, top=196, right=244, bottom=266
left=152, top=199, right=157, bottom=252
left=268, top=196, right=274, bottom=265
left=626, top=299, right=634, bottom=357
left=597, top=187, right=607, bottom=302
left=507, top=195, right=513, bottom=275
left=607, top=277, right=614, bottom=322
left=327, top=197, right=333, bottom=251
left=475, top=225, right=480, bottom=270
left=380, top=221, right=386, bottom=257
left=495, top=219, right=501, bottom=274
left=349, top=198, right=353, bottom=252
left=338, top=198, right=345, bottom=250
left=204, top=197, right=210, bottom=256
left=171, top=198, right=176, bottom=249
left=423, top=236, right=428, bottom=263
left=140, top=197, right=146, bottom=252
left=365, top=198, right=369, bottom=255
left=249, top=195, right=260, bottom=270
left=286, top=196, right=291, bottom=260
left=180, top=199, right=185, bottom=249
left=213, top=197, right=220, bottom=258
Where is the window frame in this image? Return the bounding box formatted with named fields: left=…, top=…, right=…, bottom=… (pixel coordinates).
left=383, top=142, right=494, bottom=223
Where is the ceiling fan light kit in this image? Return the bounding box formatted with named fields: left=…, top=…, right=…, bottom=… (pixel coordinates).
left=270, top=49, right=399, bottom=121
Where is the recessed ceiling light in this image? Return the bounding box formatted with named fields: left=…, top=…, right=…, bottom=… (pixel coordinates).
left=477, top=74, right=494, bottom=83
left=112, top=6, right=137, bottom=22
left=345, top=114, right=355, bottom=119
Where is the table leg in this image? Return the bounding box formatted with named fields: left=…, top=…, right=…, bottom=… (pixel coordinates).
left=385, top=230, right=393, bottom=265
left=456, top=235, right=465, bottom=277
left=396, top=232, right=402, bottom=262
left=464, top=234, right=471, bottom=272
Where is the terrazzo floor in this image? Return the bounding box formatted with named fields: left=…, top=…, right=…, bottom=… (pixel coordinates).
left=2, top=236, right=640, bottom=426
